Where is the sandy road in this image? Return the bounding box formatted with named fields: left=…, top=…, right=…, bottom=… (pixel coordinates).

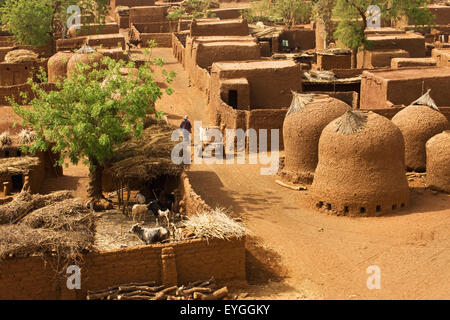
left=154, top=48, right=450, bottom=299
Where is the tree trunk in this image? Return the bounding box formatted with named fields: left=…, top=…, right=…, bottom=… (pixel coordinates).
left=351, top=48, right=357, bottom=69
left=87, top=158, right=104, bottom=202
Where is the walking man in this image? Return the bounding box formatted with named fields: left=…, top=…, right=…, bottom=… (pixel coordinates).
left=180, top=114, right=192, bottom=143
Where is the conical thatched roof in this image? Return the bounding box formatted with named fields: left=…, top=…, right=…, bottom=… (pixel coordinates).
left=409, top=89, right=439, bottom=111
left=334, top=110, right=368, bottom=135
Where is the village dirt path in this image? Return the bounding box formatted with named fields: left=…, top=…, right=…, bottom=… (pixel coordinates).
left=43, top=48, right=450, bottom=300
left=154, top=48, right=450, bottom=300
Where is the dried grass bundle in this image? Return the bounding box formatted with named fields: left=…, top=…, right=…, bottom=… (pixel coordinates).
left=334, top=110, right=368, bottom=135
left=18, top=129, right=36, bottom=145
left=4, top=49, right=38, bottom=63
left=183, top=208, right=247, bottom=240
left=0, top=195, right=96, bottom=266
left=0, top=223, right=95, bottom=261
left=0, top=191, right=73, bottom=225
left=22, top=198, right=91, bottom=231
left=0, top=131, right=12, bottom=147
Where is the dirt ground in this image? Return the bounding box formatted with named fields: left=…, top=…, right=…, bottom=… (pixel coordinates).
left=39, top=48, right=450, bottom=299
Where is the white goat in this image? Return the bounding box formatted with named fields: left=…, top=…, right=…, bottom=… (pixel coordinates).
left=157, top=209, right=170, bottom=227
left=132, top=204, right=147, bottom=222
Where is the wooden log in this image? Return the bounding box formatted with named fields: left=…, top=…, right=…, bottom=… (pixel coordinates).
left=118, top=295, right=153, bottom=300
left=193, top=286, right=228, bottom=300
left=182, top=287, right=213, bottom=295
left=152, top=286, right=177, bottom=300
left=118, top=285, right=165, bottom=293
left=275, top=180, right=307, bottom=191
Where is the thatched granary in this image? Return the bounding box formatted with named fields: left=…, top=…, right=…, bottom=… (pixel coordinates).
left=47, top=51, right=75, bottom=83
left=66, top=45, right=104, bottom=79
left=311, top=111, right=410, bottom=216
left=281, top=92, right=350, bottom=184
left=392, top=105, right=449, bottom=172
left=426, top=131, right=450, bottom=193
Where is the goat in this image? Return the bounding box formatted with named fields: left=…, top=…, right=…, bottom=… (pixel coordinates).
left=131, top=204, right=148, bottom=222
left=129, top=224, right=169, bottom=244
left=157, top=209, right=170, bottom=227
left=135, top=192, right=146, bottom=204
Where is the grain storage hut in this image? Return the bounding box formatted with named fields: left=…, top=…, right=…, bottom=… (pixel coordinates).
left=311, top=110, right=410, bottom=216
left=391, top=92, right=449, bottom=172
left=47, top=51, right=75, bottom=83
left=426, top=130, right=450, bottom=193
left=281, top=92, right=350, bottom=184
left=67, top=45, right=104, bottom=79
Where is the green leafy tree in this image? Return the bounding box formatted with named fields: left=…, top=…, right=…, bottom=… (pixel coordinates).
left=313, top=0, right=336, bottom=49
left=333, top=0, right=434, bottom=67
left=0, top=0, right=109, bottom=53
left=273, top=0, right=313, bottom=27
left=12, top=55, right=175, bottom=203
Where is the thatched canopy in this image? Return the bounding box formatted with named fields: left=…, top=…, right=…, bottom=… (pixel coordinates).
left=107, top=119, right=185, bottom=183
left=0, top=157, right=40, bottom=176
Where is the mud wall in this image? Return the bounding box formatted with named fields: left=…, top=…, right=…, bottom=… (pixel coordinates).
left=0, top=62, right=41, bottom=86
left=190, top=19, right=249, bottom=37
left=0, top=237, right=246, bottom=299
left=210, top=8, right=242, bottom=20
left=317, top=54, right=351, bottom=70
left=68, top=23, right=119, bottom=37
left=360, top=67, right=450, bottom=109
left=179, top=172, right=212, bottom=216
left=172, top=33, right=186, bottom=66
left=140, top=33, right=173, bottom=47
left=129, top=5, right=168, bottom=25
left=0, top=83, right=57, bottom=106
left=210, top=60, right=302, bottom=109
left=357, top=49, right=410, bottom=69
left=278, top=28, right=315, bottom=51
left=110, top=0, right=155, bottom=11
left=194, top=42, right=260, bottom=69
left=365, top=34, right=425, bottom=58
left=56, top=37, right=87, bottom=52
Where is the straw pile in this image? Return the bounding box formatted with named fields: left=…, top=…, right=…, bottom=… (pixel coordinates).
left=182, top=208, right=247, bottom=240
left=0, top=190, right=73, bottom=224
left=18, top=129, right=36, bottom=145
left=0, top=131, right=12, bottom=147
left=0, top=193, right=96, bottom=265
left=4, top=49, right=39, bottom=63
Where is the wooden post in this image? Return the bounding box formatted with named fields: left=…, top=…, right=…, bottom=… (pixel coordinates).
left=3, top=181, right=11, bottom=196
